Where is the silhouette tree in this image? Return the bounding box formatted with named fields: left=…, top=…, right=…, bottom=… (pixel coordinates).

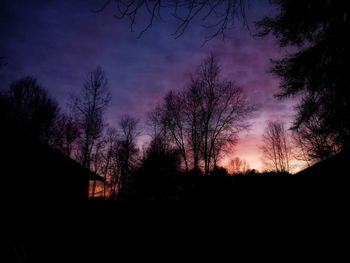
left=90, top=137, right=106, bottom=197
left=147, top=91, right=196, bottom=172
left=117, top=115, right=140, bottom=192
left=147, top=104, right=168, bottom=141
left=291, top=131, right=312, bottom=167
left=0, top=76, right=60, bottom=142
left=100, top=127, right=119, bottom=198
left=183, top=81, right=204, bottom=171
left=292, top=115, right=339, bottom=164
left=194, top=55, right=253, bottom=175
left=163, top=91, right=189, bottom=171
left=228, top=157, right=249, bottom=174
left=260, top=120, right=293, bottom=173
left=94, top=0, right=248, bottom=41
left=135, top=134, right=181, bottom=202
left=73, top=66, right=111, bottom=169
left=99, top=127, right=123, bottom=198
left=257, top=0, right=350, bottom=159
left=148, top=55, right=253, bottom=174
left=51, top=114, right=80, bottom=157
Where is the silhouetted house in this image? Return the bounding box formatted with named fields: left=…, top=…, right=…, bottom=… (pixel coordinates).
left=294, top=149, right=349, bottom=177
left=292, top=150, right=349, bottom=201
left=1, top=128, right=104, bottom=209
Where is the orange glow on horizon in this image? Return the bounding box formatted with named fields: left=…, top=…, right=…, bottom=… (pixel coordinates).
left=220, top=133, right=307, bottom=174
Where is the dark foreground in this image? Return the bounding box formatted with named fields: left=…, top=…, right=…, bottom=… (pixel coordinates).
left=4, top=150, right=349, bottom=262
left=5, top=172, right=348, bottom=263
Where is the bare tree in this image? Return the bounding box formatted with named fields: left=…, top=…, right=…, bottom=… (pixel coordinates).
left=228, top=157, right=249, bottom=174
left=52, top=114, right=80, bottom=157
left=163, top=91, right=189, bottom=171
left=183, top=80, right=204, bottom=171
left=117, top=115, right=140, bottom=191
left=101, top=127, right=119, bottom=198
left=147, top=55, right=253, bottom=174
left=212, top=138, right=234, bottom=169
left=147, top=104, right=166, bottom=140
left=146, top=103, right=175, bottom=150
left=109, top=140, right=122, bottom=197
left=73, top=66, right=111, bottom=169
left=94, top=0, right=249, bottom=42
left=90, top=137, right=106, bottom=197
left=195, top=55, right=253, bottom=175
left=147, top=94, right=190, bottom=171
left=261, top=120, right=293, bottom=173
left=292, top=131, right=313, bottom=167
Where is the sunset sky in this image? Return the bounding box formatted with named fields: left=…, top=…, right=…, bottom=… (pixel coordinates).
left=0, top=0, right=299, bottom=171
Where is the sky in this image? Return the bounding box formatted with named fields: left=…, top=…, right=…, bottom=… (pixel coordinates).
left=0, top=0, right=299, bottom=171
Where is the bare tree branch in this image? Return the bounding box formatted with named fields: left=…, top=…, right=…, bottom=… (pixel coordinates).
left=260, top=120, right=293, bottom=173
left=93, top=0, right=249, bottom=43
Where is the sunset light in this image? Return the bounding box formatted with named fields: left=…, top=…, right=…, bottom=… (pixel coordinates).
left=2, top=1, right=349, bottom=257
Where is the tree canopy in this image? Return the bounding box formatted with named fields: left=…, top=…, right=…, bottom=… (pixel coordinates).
left=0, top=76, right=60, bottom=143
left=257, top=0, right=350, bottom=160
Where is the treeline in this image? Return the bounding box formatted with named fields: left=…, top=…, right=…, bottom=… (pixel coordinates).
left=0, top=56, right=256, bottom=199
left=1, top=50, right=347, bottom=200
left=0, top=67, right=139, bottom=198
